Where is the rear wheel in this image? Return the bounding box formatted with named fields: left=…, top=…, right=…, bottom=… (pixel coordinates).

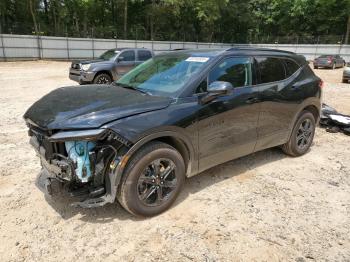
left=282, top=111, right=316, bottom=157
left=117, top=142, right=185, bottom=217
left=93, top=73, right=112, bottom=84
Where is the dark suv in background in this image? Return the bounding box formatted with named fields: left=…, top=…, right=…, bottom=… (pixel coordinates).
left=313, top=55, right=345, bottom=69
left=25, top=48, right=322, bottom=217
left=69, top=48, right=153, bottom=84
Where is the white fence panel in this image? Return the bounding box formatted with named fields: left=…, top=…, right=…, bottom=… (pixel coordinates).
left=94, top=40, right=117, bottom=50
left=135, top=41, right=153, bottom=49
left=0, top=34, right=350, bottom=61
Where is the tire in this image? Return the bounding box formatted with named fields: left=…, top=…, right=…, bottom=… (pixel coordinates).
left=93, top=73, right=112, bottom=84
left=343, top=79, right=348, bottom=84
left=314, top=66, right=318, bottom=69
left=117, top=141, right=185, bottom=217
left=282, top=111, right=316, bottom=157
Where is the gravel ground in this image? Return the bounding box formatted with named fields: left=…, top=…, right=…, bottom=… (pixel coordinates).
left=0, top=61, right=349, bottom=262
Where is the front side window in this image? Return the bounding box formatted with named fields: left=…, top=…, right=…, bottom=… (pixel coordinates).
left=99, top=50, right=119, bottom=61
left=209, top=57, right=252, bottom=88
left=117, top=53, right=212, bottom=96
left=138, top=50, right=152, bottom=61
left=120, top=50, right=135, bottom=62
left=256, top=57, right=286, bottom=84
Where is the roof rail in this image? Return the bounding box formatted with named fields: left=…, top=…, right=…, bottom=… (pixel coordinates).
left=226, top=46, right=295, bottom=54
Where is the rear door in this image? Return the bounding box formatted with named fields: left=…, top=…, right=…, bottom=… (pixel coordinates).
left=254, top=56, right=303, bottom=151
left=116, top=50, right=136, bottom=76
left=197, top=56, right=260, bottom=172
left=136, top=50, right=153, bottom=66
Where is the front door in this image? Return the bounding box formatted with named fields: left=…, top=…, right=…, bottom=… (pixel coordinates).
left=116, top=50, right=136, bottom=77
left=197, top=57, right=260, bottom=172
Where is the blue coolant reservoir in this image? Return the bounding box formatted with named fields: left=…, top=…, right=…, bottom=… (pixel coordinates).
left=65, top=141, right=95, bottom=183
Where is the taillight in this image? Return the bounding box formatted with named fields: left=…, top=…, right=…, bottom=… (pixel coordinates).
left=319, top=80, right=324, bottom=88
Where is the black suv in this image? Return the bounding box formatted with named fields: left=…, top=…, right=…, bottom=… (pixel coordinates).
left=69, top=48, right=153, bottom=84
left=24, top=48, right=322, bottom=217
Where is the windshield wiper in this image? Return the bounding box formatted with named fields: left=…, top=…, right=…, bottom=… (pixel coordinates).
left=115, top=83, right=150, bottom=95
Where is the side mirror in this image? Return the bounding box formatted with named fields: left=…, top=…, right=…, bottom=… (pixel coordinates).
left=201, top=81, right=233, bottom=104
left=117, top=56, right=124, bottom=62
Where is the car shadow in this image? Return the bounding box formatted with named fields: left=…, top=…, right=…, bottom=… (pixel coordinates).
left=174, top=147, right=286, bottom=207
left=45, top=147, right=287, bottom=222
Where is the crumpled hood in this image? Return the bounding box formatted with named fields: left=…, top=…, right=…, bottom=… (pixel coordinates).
left=24, top=84, right=172, bottom=130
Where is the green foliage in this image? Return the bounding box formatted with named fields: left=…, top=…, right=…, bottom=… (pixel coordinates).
left=0, top=0, right=349, bottom=43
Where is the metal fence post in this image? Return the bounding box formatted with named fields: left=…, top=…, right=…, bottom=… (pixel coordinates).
left=92, top=37, right=95, bottom=59
left=66, top=37, right=70, bottom=60
left=314, top=36, right=320, bottom=60
left=0, top=34, right=6, bottom=61
left=37, top=35, right=42, bottom=59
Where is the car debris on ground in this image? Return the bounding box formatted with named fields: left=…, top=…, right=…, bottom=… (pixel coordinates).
left=320, top=103, right=350, bottom=135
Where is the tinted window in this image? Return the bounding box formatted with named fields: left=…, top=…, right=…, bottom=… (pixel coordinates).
left=99, top=50, right=119, bottom=60
left=120, top=50, right=135, bottom=62
left=283, top=59, right=300, bottom=77
left=209, top=57, right=252, bottom=88
left=138, top=50, right=152, bottom=61
left=256, top=57, right=286, bottom=84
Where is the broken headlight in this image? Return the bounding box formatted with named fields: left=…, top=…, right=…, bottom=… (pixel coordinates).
left=49, top=129, right=106, bottom=142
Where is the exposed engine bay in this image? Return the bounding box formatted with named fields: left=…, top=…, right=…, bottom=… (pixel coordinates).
left=27, top=123, right=131, bottom=208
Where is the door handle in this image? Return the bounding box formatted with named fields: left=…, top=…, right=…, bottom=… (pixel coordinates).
left=245, top=97, right=259, bottom=104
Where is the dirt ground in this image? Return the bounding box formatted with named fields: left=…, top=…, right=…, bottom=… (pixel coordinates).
left=0, top=61, right=349, bottom=262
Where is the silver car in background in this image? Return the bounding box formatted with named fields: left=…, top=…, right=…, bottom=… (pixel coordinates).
left=69, top=48, right=154, bottom=84
left=313, top=55, right=346, bottom=69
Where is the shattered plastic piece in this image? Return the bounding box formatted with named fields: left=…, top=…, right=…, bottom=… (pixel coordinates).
left=328, top=114, right=350, bottom=126
left=326, top=126, right=340, bottom=133
left=343, top=127, right=350, bottom=136
left=320, top=103, right=350, bottom=136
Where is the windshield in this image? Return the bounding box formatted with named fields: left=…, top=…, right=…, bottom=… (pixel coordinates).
left=116, top=53, right=212, bottom=96
left=99, top=50, right=119, bottom=60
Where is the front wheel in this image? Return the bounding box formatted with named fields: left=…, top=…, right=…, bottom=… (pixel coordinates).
left=282, top=111, right=316, bottom=157
left=117, top=142, right=185, bottom=217
left=93, top=73, right=112, bottom=84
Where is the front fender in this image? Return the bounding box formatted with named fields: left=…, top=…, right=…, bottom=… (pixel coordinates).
left=116, top=128, right=197, bottom=177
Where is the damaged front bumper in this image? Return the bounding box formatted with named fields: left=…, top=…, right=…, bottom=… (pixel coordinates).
left=28, top=126, right=131, bottom=208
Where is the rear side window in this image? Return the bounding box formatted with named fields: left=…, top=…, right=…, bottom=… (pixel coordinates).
left=283, top=59, right=300, bottom=77
left=120, top=50, right=135, bottom=61
left=138, top=50, right=152, bottom=61
left=209, top=57, right=252, bottom=88
left=256, top=57, right=286, bottom=84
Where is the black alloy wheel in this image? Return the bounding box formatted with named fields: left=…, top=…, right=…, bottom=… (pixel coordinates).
left=137, top=158, right=177, bottom=207
left=117, top=142, right=185, bottom=217
left=296, top=118, right=313, bottom=150
left=282, top=111, right=316, bottom=157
